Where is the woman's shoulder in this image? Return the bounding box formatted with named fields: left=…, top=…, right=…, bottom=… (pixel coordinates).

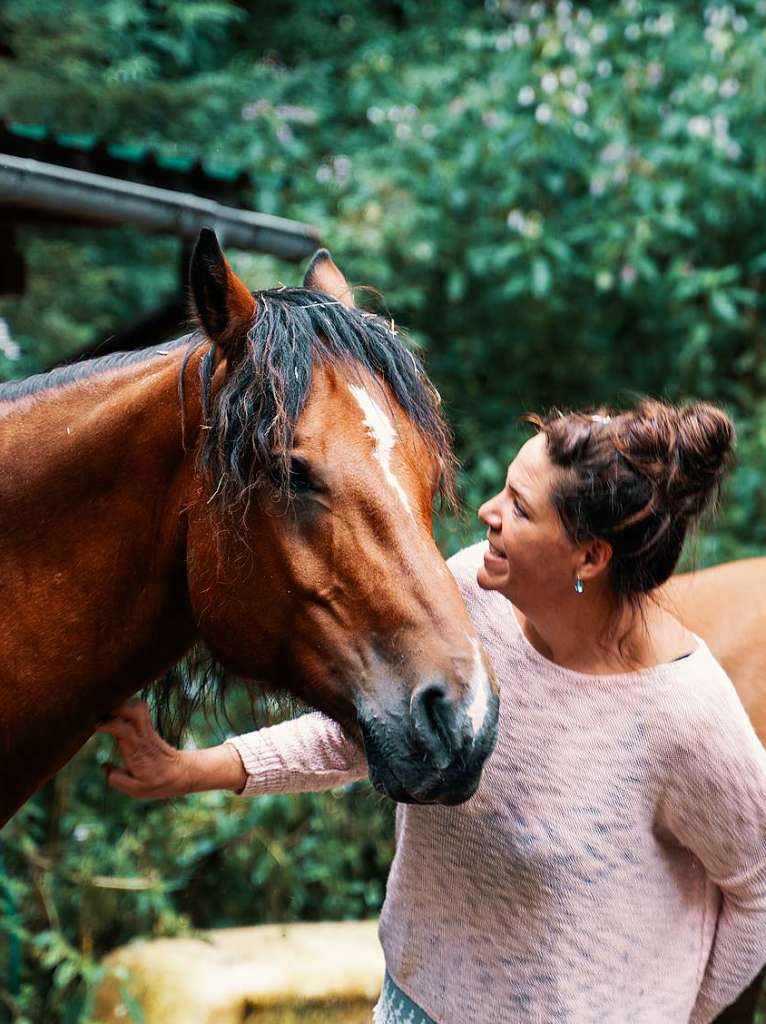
left=652, top=626, right=751, bottom=739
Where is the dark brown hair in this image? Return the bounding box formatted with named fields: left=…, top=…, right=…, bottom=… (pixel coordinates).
left=524, top=399, right=735, bottom=602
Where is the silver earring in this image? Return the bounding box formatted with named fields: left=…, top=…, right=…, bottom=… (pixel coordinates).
left=574, top=577, right=584, bottom=594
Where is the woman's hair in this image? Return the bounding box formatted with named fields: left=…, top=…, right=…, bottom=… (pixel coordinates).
left=523, top=399, right=735, bottom=602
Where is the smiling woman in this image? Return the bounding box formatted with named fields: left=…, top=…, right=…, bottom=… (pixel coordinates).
left=104, top=394, right=766, bottom=1023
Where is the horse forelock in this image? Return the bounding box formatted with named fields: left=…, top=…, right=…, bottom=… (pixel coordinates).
left=199, top=286, right=457, bottom=511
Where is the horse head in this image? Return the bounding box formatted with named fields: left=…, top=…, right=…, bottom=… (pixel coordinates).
left=184, top=229, right=499, bottom=804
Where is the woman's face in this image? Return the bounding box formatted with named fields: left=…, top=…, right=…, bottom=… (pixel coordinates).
left=477, top=433, right=581, bottom=614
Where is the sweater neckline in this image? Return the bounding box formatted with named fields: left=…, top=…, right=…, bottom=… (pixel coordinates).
left=506, top=601, right=706, bottom=685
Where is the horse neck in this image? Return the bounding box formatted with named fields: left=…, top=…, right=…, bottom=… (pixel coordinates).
left=0, top=344, right=206, bottom=815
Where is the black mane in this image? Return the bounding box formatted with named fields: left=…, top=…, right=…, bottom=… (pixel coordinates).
left=198, top=285, right=456, bottom=509
left=0, top=334, right=194, bottom=402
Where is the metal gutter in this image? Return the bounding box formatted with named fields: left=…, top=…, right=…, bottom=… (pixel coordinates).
left=0, top=152, right=319, bottom=261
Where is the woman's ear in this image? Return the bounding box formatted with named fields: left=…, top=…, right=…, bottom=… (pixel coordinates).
left=577, top=539, right=613, bottom=582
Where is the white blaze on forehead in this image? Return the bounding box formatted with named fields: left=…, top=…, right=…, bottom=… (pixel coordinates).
left=466, top=637, right=491, bottom=735
left=348, top=384, right=414, bottom=518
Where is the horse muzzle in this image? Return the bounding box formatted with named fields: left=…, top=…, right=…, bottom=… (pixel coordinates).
left=357, top=681, right=500, bottom=805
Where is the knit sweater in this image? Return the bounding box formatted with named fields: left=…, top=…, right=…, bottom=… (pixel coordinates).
left=227, top=542, right=766, bottom=1024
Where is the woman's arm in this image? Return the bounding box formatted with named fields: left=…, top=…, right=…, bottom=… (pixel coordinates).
left=226, top=713, right=369, bottom=796
left=656, top=670, right=766, bottom=1024
left=96, top=699, right=368, bottom=800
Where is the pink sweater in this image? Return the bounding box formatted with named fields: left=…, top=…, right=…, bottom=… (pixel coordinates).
left=227, top=543, right=766, bottom=1023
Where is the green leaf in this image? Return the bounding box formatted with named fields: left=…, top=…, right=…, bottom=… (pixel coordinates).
left=531, top=257, right=552, bottom=298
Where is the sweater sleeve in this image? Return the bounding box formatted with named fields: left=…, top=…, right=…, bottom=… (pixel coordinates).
left=656, top=664, right=766, bottom=1023
left=224, top=712, right=369, bottom=797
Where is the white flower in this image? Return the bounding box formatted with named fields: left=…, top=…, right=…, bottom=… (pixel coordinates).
left=590, top=175, right=607, bottom=196
left=647, top=62, right=663, bottom=85
left=395, top=123, right=412, bottom=141
left=535, top=103, right=553, bottom=124
left=367, top=106, right=385, bottom=125
left=625, top=23, right=641, bottom=41
left=422, top=123, right=437, bottom=140
left=0, top=319, right=19, bottom=361
left=733, top=15, right=748, bottom=32
left=316, top=165, right=333, bottom=183
left=687, top=115, right=712, bottom=139
left=518, top=85, right=536, bottom=106
left=596, top=270, right=614, bottom=290
left=726, top=140, right=742, bottom=160
left=567, top=95, right=588, bottom=116
left=495, top=32, right=513, bottom=52
left=591, top=24, right=608, bottom=44
left=560, top=66, right=577, bottom=87
left=74, top=824, right=91, bottom=842
left=333, top=155, right=352, bottom=181
left=482, top=110, right=502, bottom=129
left=702, top=74, right=718, bottom=94
left=542, top=71, right=559, bottom=94
left=576, top=80, right=592, bottom=98
left=514, top=23, right=531, bottom=45
left=720, top=77, right=740, bottom=98
left=530, top=1, right=546, bottom=17
left=566, top=33, right=591, bottom=56
left=597, top=59, right=613, bottom=77
left=713, top=113, right=729, bottom=138
left=506, top=209, right=527, bottom=232
left=657, top=11, right=674, bottom=34
left=573, top=120, right=590, bottom=138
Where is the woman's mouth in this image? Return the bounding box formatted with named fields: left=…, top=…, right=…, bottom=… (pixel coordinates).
left=483, top=539, right=507, bottom=571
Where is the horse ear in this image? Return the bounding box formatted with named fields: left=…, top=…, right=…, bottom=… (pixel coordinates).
left=303, top=249, right=355, bottom=309
left=190, top=228, right=256, bottom=353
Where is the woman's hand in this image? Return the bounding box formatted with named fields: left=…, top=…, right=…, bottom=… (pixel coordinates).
left=95, top=698, right=192, bottom=799
left=95, top=698, right=247, bottom=798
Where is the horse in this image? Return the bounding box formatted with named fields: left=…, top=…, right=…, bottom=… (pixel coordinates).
left=656, top=558, right=766, bottom=1024
left=0, top=229, right=500, bottom=826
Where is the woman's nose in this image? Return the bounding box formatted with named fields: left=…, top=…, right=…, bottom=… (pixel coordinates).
left=478, top=497, right=502, bottom=529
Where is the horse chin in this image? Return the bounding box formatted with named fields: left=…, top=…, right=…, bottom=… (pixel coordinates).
left=360, top=699, right=499, bottom=806
left=366, top=760, right=483, bottom=806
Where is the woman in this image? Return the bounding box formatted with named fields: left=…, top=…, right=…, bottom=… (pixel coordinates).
left=98, top=398, right=766, bottom=1024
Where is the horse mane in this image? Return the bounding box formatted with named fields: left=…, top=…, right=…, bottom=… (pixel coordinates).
left=0, top=334, right=195, bottom=403
left=198, top=285, right=457, bottom=511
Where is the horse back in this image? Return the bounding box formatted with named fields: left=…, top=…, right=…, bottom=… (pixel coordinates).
left=661, top=558, right=766, bottom=744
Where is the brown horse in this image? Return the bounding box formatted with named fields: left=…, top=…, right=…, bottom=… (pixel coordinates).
left=659, top=559, right=766, bottom=1024
left=0, top=229, right=500, bottom=825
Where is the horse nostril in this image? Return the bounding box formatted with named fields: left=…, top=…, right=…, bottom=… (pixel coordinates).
left=410, top=682, right=460, bottom=765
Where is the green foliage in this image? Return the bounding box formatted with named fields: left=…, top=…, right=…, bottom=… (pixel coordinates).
left=2, top=0, right=766, bottom=1019
left=1, top=721, right=393, bottom=1021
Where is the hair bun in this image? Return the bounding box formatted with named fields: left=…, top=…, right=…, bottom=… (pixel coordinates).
left=618, top=399, right=735, bottom=519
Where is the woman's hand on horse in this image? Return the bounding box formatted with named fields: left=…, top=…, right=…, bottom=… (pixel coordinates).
left=95, top=699, right=191, bottom=799
left=95, top=699, right=247, bottom=799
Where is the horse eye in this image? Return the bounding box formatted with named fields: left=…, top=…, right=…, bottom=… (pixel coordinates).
left=288, top=457, right=315, bottom=495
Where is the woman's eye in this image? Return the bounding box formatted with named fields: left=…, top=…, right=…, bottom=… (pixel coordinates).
left=513, top=500, right=527, bottom=519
